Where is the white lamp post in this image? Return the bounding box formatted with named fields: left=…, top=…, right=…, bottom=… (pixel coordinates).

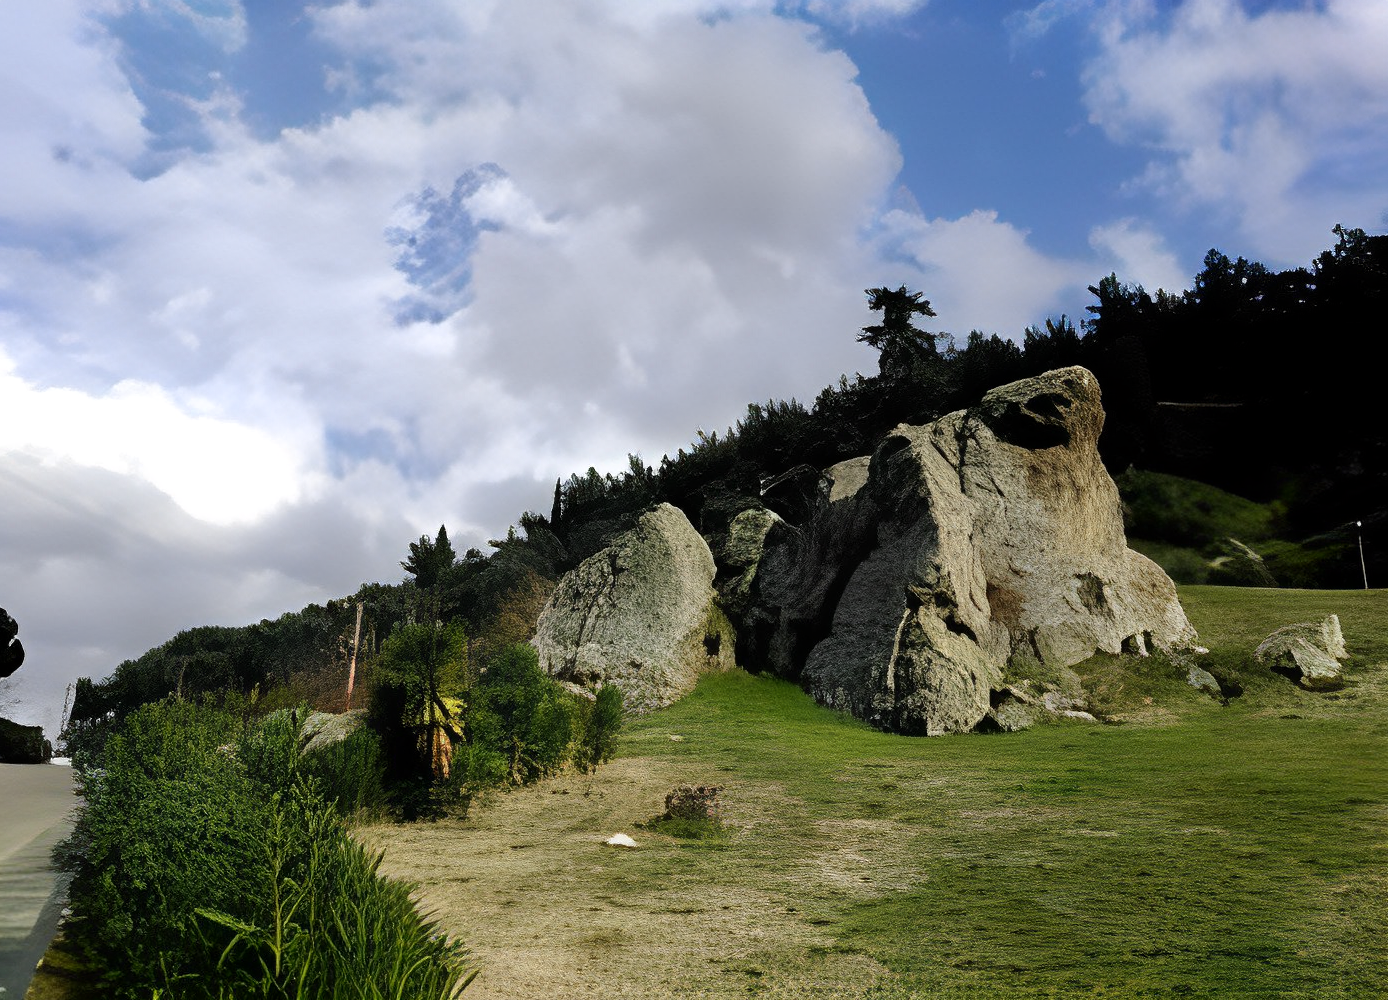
left=1357, top=521, right=1368, bottom=590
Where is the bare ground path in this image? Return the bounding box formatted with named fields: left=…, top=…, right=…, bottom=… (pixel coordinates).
left=359, top=755, right=893, bottom=1000
left=0, top=764, right=78, bottom=998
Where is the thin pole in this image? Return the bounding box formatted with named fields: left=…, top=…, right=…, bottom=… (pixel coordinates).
left=346, top=601, right=364, bottom=710
left=1358, top=521, right=1369, bottom=590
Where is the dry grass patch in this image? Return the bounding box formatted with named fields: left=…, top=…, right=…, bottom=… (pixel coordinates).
left=360, top=757, right=895, bottom=999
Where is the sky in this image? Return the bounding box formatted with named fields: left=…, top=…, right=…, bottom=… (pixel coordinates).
left=3, top=0, right=1386, bottom=737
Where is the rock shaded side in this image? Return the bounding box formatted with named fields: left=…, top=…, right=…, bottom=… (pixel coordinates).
left=745, top=366, right=1197, bottom=734
left=534, top=503, right=736, bottom=714
left=1255, top=615, right=1347, bottom=690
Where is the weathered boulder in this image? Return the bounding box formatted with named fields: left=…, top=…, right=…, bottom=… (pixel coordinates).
left=743, top=367, right=1197, bottom=734
left=716, top=508, right=784, bottom=614
left=534, top=503, right=736, bottom=713
left=1255, top=615, right=1347, bottom=690
left=1186, top=664, right=1223, bottom=698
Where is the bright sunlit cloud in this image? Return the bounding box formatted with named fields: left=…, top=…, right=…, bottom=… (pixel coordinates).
left=0, top=351, right=310, bottom=524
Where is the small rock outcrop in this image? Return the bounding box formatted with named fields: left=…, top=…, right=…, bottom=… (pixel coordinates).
left=1255, top=615, right=1347, bottom=690
left=738, top=367, right=1197, bottom=734
left=534, top=503, right=736, bottom=713
left=300, top=709, right=367, bottom=756
left=1208, top=538, right=1277, bottom=588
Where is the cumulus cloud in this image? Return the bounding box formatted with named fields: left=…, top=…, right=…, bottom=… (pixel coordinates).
left=1, top=0, right=1098, bottom=736
left=0, top=351, right=315, bottom=524
left=1006, top=0, right=1095, bottom=47
left=873, top=209, right=1092, bottom=336
left=1088, top=218, right=1187, bottom=294
left=1081, top=0, right=1388, bottom=263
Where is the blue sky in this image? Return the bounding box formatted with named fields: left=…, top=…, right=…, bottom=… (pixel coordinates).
left=2, top=0, right=1386, bottom=734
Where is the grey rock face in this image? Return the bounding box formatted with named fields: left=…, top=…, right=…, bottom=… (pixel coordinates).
left=534, top=503, right=736, bottom=713
left=745, top=366, right=1197, bottom=734
left=1186, top=665, right=1223, bottom=698
left=717, top=507, right=785, bottom=617
left=1255, top=615, right=1347, bottom=690
left=300, top=710, right=368, bottom=756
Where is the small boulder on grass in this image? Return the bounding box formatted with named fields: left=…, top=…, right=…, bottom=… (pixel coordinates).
left=646, top=784, right=730, bottom=841
left=1255, top=615, right=1348, bottom=691
left=664, top=784, right=724, bottom=823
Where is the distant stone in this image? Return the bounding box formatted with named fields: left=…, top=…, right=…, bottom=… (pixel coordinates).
left=740, top=366, right=1197, bottom=735
left=1208, top=538, right=1277, bottom=588
left=1186, top=665, right=1223, bottom=698
left=1255, top=615, right=1348, bottom=690
left=534, top=503, right=737, bottom=713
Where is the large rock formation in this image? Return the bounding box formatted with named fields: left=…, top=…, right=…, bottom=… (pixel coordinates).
left=739, top=366, right=1197, bottom=734
left=533, top=503, right=736, bottom=713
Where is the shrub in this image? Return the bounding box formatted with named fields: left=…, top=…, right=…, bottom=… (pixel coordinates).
left=303, top=725, right=388, bottom=816
left=59, top=699, right=474, bottom=998
left=572, top=683, right=624, bottom=774
left=461, top=644, right=574, bottom=791
left=60, top=700, right=272, bottom=994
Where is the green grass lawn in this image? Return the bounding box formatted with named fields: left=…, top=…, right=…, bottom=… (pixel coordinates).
left=616, top=587, right=1388, bottom=998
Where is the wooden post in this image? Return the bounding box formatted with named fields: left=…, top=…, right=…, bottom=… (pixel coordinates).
left=345, top=602, right=364, bottom=710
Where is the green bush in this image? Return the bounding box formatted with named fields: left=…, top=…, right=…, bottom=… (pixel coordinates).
left=60, top=700, right=265, bottom=992
left=59, top=699, right=473, bottom=999
left=572, top=683, right=624, bottom=774
left=461, top=644, right=575, bottom=791
left=303, top=725, right=388, bottom=816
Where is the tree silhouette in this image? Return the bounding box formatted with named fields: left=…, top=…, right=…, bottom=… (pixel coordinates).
left=1, top=607, right=23, bottom=679
left=858, top=285, right=939, bottom=376
left=401, top=525, right=457, bottom=590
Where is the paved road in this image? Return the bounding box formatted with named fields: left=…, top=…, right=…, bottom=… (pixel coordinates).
left=0, top=763, right=79, bottom=998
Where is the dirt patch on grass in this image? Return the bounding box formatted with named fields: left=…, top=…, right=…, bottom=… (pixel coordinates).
left=358, top=756, right=892, bottom=999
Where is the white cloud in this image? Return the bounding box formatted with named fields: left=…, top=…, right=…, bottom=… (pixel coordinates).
left=874, top=208, right=1092, bottom=336
left=1088, top=218, right=1187, bottom=294
left=1082, top=0, right=1388, bottom=263
left=1006, top=0, right=1095, bottom=46
left=0, top=351, right=315, bottom=524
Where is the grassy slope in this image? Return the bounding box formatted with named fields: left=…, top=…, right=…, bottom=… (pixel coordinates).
left=1116, top=470, right=1356, bottom=589
left=373, top=588, right=1387, bottom=999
